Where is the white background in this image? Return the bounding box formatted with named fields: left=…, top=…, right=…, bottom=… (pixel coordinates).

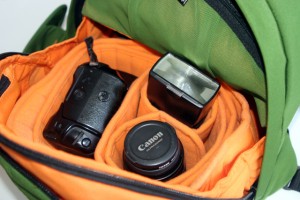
left=0, top=0, right=299, bottom=199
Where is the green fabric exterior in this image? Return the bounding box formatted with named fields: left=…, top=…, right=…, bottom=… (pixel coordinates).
left=237, top=0, right=300, bottom=199
left=23, top=0, right=84, bottom=54
left=0, top=153, right=51, bottom=200
left=82, top=0, right=300, bottom=199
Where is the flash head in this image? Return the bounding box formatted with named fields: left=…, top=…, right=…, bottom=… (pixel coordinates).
left=147, top=53, right=220, bottom=128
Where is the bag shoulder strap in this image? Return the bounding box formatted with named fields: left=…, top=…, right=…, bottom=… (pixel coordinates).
left=285, top=168, right=300, bottom=192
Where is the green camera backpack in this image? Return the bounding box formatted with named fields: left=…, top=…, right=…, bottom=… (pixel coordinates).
left=1, top=0, right=299, bottom=199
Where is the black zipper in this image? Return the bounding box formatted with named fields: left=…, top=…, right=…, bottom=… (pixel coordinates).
left=0, top=149, right=59, bottom=200
left=0, top=134, right=255, bottom=200
left=0, top=52, right=28, bottom=60
left=205, top=0, right=264, bottom=72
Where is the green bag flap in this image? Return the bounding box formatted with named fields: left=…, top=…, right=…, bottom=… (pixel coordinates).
left=237, top=0, right=300, bottom=199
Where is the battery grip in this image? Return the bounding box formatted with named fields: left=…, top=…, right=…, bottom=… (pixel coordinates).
left=43, top=62, right=127, bottom=157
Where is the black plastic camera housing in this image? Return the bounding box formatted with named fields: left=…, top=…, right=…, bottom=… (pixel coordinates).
left=43, top=62, right=127, bottom=157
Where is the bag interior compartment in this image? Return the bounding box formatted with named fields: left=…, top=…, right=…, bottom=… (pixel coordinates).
left=0, top=18, right=266, bottom=199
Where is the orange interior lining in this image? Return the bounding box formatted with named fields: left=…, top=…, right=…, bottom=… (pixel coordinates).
left=0, top=17, right=265, bottom=199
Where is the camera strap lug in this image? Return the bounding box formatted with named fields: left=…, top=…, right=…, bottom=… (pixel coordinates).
left=84, top=37, right=99, bottom=67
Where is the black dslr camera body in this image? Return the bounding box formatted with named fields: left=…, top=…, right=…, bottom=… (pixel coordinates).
left=43, top=62, right=127, bottom=157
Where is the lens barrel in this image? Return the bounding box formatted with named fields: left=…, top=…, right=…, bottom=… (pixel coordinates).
left=123, top=121, right=185, bottom=181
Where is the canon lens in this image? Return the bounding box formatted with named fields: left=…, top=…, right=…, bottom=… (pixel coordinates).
left=123, top=120, right=185, bottom=181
